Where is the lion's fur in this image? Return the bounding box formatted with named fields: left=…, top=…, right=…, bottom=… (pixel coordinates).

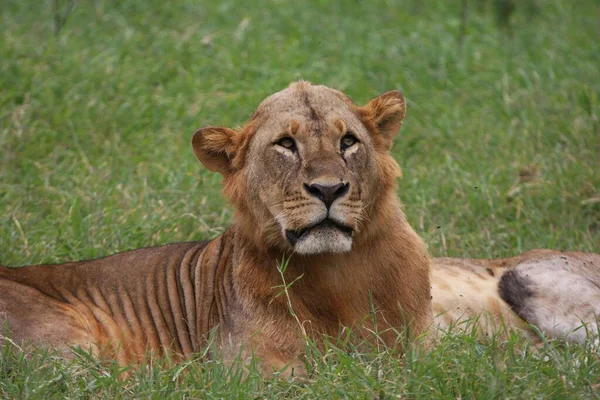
left=431, top=250, right=600, bottom=343
left=1, top=82, right=598, bottom=374
left=0, top=242, right=212, bottom=363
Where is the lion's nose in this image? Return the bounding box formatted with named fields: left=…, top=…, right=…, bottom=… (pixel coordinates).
left=303, top=182, right=350, bottom=208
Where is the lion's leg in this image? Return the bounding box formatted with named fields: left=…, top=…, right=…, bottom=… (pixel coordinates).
left=498, top=253, right=600, bottom=343
left=0, top=279, right=95, bottom=355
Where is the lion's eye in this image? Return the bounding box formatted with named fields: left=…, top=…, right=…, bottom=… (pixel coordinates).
left=340, top=133, right=358, bottom=151
left=275, top=137, right=297, bottom=152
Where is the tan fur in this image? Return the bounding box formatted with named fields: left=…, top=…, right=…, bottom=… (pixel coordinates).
left=0, top=82, right=431, bottom=375
left=432, top=250, right=600, bottom=343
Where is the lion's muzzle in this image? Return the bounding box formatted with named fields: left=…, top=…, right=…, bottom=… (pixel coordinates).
left=278, top=179, right=356, bottom=255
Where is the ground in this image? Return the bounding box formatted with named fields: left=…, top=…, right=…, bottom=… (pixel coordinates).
left=1, top=0, right=599, bottom=397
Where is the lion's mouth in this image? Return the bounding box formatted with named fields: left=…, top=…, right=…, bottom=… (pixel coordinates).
left=285, top=220, right=353, bottom=246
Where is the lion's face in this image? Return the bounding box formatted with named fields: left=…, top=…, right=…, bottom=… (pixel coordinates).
left=192, top=82, right=406, bottom=255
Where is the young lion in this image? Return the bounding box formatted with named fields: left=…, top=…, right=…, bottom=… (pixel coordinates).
left=0, top=82, right=431, bottom=373
left=0, top=82, right=598, bottom=374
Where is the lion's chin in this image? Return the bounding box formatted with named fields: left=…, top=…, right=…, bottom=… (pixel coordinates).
left=285, top=222, right=353, bottom=255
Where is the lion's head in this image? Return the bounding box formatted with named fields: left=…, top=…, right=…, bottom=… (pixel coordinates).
left=192, top=82, right=406, bottom=255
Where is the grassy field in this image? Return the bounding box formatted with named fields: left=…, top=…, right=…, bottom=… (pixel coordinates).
left=1, top=0, right=599, bottom=397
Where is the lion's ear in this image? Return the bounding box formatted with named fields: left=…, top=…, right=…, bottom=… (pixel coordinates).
left=361, top=90, right=406, bottom=150
left=192, top=126, right=237, bottom=175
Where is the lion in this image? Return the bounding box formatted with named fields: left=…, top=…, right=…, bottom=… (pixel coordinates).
left=0, top=82, right=598, bottom=375
left=0, top=81, right=432, bottom=374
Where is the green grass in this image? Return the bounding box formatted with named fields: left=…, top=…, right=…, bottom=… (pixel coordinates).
left=2, top=332, right=599, bottom=398
left=1, top=0, right=599, bottom=397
